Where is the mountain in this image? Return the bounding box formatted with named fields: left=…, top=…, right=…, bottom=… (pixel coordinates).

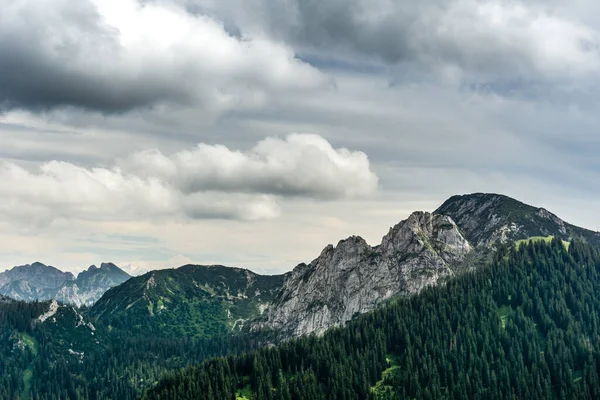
left=255, top=212, right=471, bottom=337
left=0, top=262, right=130, bottom=305
left=144, top=239, right=600, bottom=400
left=89, top=264, right=286, bottom=337
left=0, top=289, right=261, bottom=400
left=435, top=193, right=600, bottom=248
left=4, top=192, right=600, bottom=400
left=255, top=193, right=600, bottom=338
left=0, top=262, right=73, bottom=298
left=55, top=263, right=131, bottom=306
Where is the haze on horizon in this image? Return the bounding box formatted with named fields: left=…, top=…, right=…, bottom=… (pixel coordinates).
left=1, top=0, right=600, bottom=275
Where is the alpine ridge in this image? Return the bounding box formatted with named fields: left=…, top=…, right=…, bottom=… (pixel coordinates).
left=435, top=193, right=600, bottom=248
left=253, top=193, right=600, bottom=337
left=0, top=262, right=131, bottom=305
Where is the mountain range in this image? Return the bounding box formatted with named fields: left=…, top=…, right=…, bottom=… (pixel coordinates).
left=3, top=192, right=600, bottom=399
left=0, top=262, right=130, bottom=306
left=0, top=193, right=600, bottom=338
left=85, top=192, right=600, bottom=340
left=4, top=193, right=600, bottom=339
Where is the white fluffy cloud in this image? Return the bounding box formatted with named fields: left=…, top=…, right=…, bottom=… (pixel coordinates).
left=123, top=133, right=377, bottom=198
left=0, top=134, right=378, bottom=226
left=0, top=0, right=326, bottom=112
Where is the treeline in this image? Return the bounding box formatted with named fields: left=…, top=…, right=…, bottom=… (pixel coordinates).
left=145, top=239, right=600, bottom=399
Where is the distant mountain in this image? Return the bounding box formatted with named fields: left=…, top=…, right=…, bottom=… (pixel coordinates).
left=0, top=262, right=73, bottom=292
left=89, top=265, right=286, bottom=337
left=435, top=193, right=600, bottom=248
left=0, top=262, right=130, bottom=306
left=55, top=263, right=131, bottom=306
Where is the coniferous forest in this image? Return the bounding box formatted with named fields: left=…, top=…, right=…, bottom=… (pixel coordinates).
left=145, top=239, right=600, bottom=399
left=3, top=239, right=600, bottom=399
left=0, top=302, right=261, bottom=399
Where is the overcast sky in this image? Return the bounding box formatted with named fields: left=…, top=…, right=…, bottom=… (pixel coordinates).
left=1, top=0, right=600, bottom=275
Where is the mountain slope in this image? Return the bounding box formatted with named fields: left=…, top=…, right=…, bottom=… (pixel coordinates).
left=256, top=211, right=471, bottom=337
left=89, top=265, right=286, bottom=337
left=145, top=239, right=600, bottom=400
left=255, top=193, right=600, bottom=338
left=436, top=193, right=600, bottom=248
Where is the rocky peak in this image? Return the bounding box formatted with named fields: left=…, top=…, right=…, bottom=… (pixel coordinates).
left=0, top=262, right=74, bottom=289
left=381, top=211, right=471, bottom=262
left=257, top=211, right=471, bottom=338
left=100, top=262, right=119, bottom=271
left=0, top=261, right=130, bottom=306
left=435, top=193, right=600, bottom=248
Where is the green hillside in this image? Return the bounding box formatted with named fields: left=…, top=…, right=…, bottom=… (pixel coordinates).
left=90, top=265, right=286, bottom=337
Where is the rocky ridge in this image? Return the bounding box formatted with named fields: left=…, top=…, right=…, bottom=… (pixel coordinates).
left=257, top=212, right=471, bottom=337
left=55, top=263, right=132, bottom=306
left=255, top=193, right=600, bottom=338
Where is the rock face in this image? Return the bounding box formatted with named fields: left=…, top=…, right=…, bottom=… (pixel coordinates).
left=55, top=263, right=132, bottom=306
left=0, top=262, right=130, bottom=305
left=435, top=193, right=600, bottom=248
left=258, top=212, right=471, bottom=337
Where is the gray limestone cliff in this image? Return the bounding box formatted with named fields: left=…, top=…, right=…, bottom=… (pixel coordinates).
left=257, top=211, right=471, bottom=337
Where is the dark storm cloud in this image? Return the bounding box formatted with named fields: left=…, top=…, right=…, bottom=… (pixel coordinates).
left=0, top=0, right=324, bottom=114
left=0, top=0, right=190, bottom=113
left=0, top=47, right=190, bottom=113
left=185, top=0, right=600, bottom=87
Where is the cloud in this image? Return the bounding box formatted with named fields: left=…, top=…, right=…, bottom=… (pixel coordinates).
left=0, top=0, right=325, bottom=113
left=188, top=0, right=600, bottom=86
left=0, top=134, right=378, bottom=226
left=122, top=133, right=378, bottom=198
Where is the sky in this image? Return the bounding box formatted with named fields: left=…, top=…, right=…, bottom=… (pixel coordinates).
left=1, top=0, right=600, bottom=275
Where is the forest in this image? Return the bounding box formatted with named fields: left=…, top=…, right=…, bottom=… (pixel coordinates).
left=0, top=300, right=262, bottom=399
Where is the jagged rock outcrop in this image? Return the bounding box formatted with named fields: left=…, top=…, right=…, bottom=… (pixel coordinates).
left=255, top=193, right=600, bottom=338
left=55, top=263, right=131, bottom=306
left=258, top=212, right=471, bottom=337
